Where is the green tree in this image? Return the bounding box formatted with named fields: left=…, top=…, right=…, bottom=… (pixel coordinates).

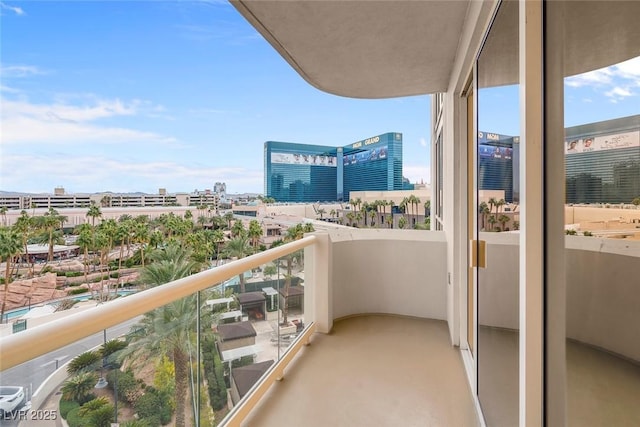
left=86, top=203, right=103, bottom=226
left=133, top=222, right=150, bottom=268
left=126, top=246, right=205, bottom=427
left=224, top=236, right=251, bottom=293
left=0, top=227, right=22, bottom=321
left=248, top=219, right=263, bottom=251
left=14, top=211, right=34, bottom=275
left=38, top=208, right=67, bottom=262
left=231, top=219, right=246, bottom=238
left=498, top=214, right=510, bottom=231
left=223, top=212, right=234, bottom=229
left=61, top=372, right=98, bottom=403
left=0, top=207, right=7, bottom=226
left=270, top=223, right=311, bottom=325
left=487, top=214, right=498, bottom=231
left=398, top=216, right=407, bottom=229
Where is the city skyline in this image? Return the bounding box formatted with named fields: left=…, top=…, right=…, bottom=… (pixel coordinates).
left=1, top=2, right=639, bottom=196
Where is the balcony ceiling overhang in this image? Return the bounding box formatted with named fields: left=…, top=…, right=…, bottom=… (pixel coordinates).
left=231, top=0, right=470, bottom=99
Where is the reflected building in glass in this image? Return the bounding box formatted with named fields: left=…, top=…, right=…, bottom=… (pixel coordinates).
left=264, top=133, right=403, bottom=202
left=477, top=131, right=519, bottom=203
left=565, top=114, right=640, bottom=204
left=479, top=114, right=639, bottom=205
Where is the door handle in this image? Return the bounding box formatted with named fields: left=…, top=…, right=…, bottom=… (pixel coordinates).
left=470, top=239, right=487, bottom=268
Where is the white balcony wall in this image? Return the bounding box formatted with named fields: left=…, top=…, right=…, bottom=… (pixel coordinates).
left=479, top=232, right=520, bottom=330
left=475, top=233, right=640, bottom=362
left=566, top=237, right=640, bottom=362
left=327, top=229, right=448, bottom=322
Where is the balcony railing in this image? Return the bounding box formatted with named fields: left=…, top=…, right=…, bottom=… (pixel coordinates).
left=0, top=235, right=317, bottom=426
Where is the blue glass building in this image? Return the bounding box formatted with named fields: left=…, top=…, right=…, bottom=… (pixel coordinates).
left=477, top=131, right=519, bottom=202
left=477, top=114, right=640, bottom=205
left=264, top=133, right=403, bottom=202
left=565, top=115, right=640, bottom=204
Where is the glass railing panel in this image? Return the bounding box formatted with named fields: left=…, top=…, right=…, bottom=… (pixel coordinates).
left=218, top=247, right=309, bottom=420
left=0, top=235, right=316, bottom=427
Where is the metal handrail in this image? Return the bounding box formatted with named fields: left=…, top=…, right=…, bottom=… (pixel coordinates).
left=0, top=235, right=317, bottom=371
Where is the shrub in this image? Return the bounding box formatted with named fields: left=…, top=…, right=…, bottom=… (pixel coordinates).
left=65, top=407, right=84, bottom=427
left=565, top=229, right=577, bottom=235
left=134, top=387, right=172, bottom=425
left=59, top=398, right=80, bottom=419
left=106, top=369, right=141, bottom=405
left=583, top=231, right=593, bottom=236
left=110, top=272, right=120, bottom=279
left=101, top=339, right=127, bottom=359
left=67, top=351, right=101, bottom=374
left=67, top=287, right=88, bottom=296
left=65, top=271, right=84, bottom=277
left=62, top=372, right=98, bottom=403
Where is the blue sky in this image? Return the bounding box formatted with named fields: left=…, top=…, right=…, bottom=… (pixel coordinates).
left=1, top=1, right=638, bottom=195
left=0, top=1, right=431, bottom=195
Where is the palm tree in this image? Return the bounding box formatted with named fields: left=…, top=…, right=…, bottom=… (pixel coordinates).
left=0, top=207, right=7, bottom=226
left=369, top=210, right=377, bottom=227
left=346, top=211, right=355, bottom=227
left=479, top=202, right=490, bottom=231
left=133, top=222, right=150, bottom=268
left=87, top=203, right=102, bottom=226
left=271, top=223, right=312, bottom=325
left=100, top=195, right=112, bottom=208
left=75, top=224, right=94, bottom=296
left=14, top=211, right=33, bottom=274
left=248, top=219, right=263, bottom=251
left=316, top=208, right=326, bottom=220
left=488, top=197, right=497, bottom=217
left=496, top=198, right=506, bottom=215
left=0, top=227, right=22, bottom=321
left=223, top=212, right=234, bottom=229
left=498, top=214, right=510, bottom=231
left=487, top=214, right=498, bottom=231
left=224, top=236, right=251, bottom=293
left=34, top=208, right=66, bottom=262
left=61, top=372, right=98, bottom=403
left=126, top=245, right=202, bottom=427
left=231, top=219, right=246, bottom=238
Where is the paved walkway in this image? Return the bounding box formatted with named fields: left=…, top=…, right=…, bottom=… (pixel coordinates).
left=18, top=386, right=65, bottom=427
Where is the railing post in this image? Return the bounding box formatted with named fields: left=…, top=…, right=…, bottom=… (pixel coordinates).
left=305, top=232, right=332, bottom=333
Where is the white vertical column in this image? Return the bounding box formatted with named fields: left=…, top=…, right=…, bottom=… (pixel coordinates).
left=519, top=1, right=544, bottom=426
left=305, top=231, right=332, bottom=333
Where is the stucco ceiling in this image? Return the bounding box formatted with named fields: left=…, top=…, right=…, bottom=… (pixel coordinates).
left=231, top=0, right=470, bottom=99
left=232, top=1, right=640, bottom=98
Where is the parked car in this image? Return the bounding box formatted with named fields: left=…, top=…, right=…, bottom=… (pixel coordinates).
left=0, top=386, right=25, bottom=415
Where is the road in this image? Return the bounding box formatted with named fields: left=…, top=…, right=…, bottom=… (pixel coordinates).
left=0, top=319, right=138, bottom=425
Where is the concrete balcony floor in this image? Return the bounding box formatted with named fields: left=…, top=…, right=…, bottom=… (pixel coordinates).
left=243, top=315, right=480, bottom=427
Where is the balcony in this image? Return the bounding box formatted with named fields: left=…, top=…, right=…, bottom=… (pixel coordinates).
left=1, top=229, right=639, bottom=426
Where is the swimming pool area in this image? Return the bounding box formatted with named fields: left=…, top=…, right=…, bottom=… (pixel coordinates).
left=4, top=290, right=137, bottom=322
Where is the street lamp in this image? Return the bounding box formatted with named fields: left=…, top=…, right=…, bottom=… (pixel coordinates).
left=94, top=329, right=118, bottom=424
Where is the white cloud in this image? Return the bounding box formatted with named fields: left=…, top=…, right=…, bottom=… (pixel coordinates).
left=605, top=86, right=633, bottom=100
left=419, top=137, right=428, bottom=148
left=0, top=1, right=24, bottom=15
left=1, top=154, right=263, bottom=194
left=1, top=97, right=177, bottom=145
left=0, top=65, right=44, bottom=78
left=0, top=84, right=21, bottom=94
left=565, top=56, right=640, bottom=103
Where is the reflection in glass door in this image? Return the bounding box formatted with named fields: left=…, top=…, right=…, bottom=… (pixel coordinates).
left=545, top=2, right=640, bottom=425
left=475, top=1, right=520, bottom=425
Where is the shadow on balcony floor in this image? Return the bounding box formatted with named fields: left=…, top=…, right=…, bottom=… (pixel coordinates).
left=243, top=315, right=480, bottom=427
